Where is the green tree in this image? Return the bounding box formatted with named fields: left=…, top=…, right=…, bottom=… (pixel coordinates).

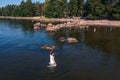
left=69, top=0, right=78, bottom=16
left=85, top=0, right=120, bottom=20
left=69, top=0, right=84, bottom=17
left=19, top=0, right=26, bottom=16
left=25, top=0, right=34, bottom=16
left=44, top=0, right=67, bottom=18
left=112, top=1, right=120, bottom=20
left=33, top=2, right=41, bottom=16
left=0, top=9, right=1, bottom=16
left=9, top=5, right=17, bottom=16
left=77, top=0, right=84, bottom=16
left=85, top=0, right=108, bottom=19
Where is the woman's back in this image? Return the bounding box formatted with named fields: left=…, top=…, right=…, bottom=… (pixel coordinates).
left=49, top=52, right=57, bottom=67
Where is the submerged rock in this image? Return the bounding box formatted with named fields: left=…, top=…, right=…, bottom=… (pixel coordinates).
left=67, top=38, right=78, bottom=44
left=41, top=45, right=57, bottom=50
left=33, top=26, right=40, bottom=30
left=59, top=37, right=66, bottom=43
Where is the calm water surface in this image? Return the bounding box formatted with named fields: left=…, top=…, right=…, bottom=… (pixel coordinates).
left=0, top=19, right=120, bottom=80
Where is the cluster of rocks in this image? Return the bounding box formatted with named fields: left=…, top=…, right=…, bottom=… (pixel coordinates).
left=46, top=22, right=89, bottom=32
left=33, top=21, right=88, bottom=31
left=46, top=23, right=66, bottom=32
left=41, top=37, right=78, bottom=50
left=33, top=22, right=47, bottom=30
left=59, top=37, right=78, bottom=44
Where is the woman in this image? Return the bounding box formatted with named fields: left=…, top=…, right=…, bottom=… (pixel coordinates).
left=49, top=51, right=57, bottom=67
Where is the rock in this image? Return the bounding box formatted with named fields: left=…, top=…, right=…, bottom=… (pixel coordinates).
left=67, top=22, right=71, bottom=25
left=34, top=22, right=41, bottom=27
left=41, top=45, right=57, bottom=50
left=33, top=26, right=40, bottom=30
left=41, top=24, right=47, bottom=27
left=66, top=21, right=74, bottom=27
left=33, top=22, right=41, bottom=30
left=46, top=27, right=56, bottom=32
left=59, top=37, right=66, bottom=43
left=46, top=23, right=56, bottom=32
left=67, top=38, right=78, bottom=44
left=48, top=23, right=53, bottom=27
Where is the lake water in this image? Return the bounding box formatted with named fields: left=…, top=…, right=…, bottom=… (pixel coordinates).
left=0, top=19, right=120, bottom=80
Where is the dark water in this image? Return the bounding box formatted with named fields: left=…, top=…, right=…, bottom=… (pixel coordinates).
left=0, top=19, right=120, bottom=80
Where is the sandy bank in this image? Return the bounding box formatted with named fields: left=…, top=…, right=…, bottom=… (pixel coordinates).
left=0, top=16, right=120, bottom=27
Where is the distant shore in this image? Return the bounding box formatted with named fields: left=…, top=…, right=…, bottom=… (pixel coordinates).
left=0, top=16, right=120, bottom=27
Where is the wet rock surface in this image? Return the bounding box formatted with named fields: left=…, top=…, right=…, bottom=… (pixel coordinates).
left=41, top=45, right=57, bottom=50
left=66, top=38, right=78, bottom=44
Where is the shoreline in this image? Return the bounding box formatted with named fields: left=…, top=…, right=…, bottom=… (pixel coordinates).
left=0, top=16, right=120, bottom=27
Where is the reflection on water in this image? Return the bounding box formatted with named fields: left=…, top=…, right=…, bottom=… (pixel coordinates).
left=0, top=19, right=120, bottom=80
left=48, top=66, right=56, bottom=73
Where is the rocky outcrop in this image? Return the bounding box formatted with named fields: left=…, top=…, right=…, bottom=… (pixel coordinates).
left=44, top=21, right=89, bottom=32
left=67, top=38, right=78, bottom=44
left=46, top=23, right=61, bottom=32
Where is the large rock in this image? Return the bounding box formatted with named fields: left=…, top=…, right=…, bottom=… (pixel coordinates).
left=66, top=21, right=75, bottom=27
left=46, top=27, right=56, bottom=32
left=41, top=24, right=47, bottom=27
left=67, top=22, right=71, bottom=25
left=46, top=23, right=56, bottom=32
left=33, top=22, right=41, bottom=30
left=59, top=37, right=66, bottom=43
left=67, top=38, right=78, bottom=44
left=48, top=23, right=53, bottom=27
left=41, top=45, right=57, bottom=50
left=34, top=22, right=41, bottom=27
left=33, top=26, right=40, bottom=30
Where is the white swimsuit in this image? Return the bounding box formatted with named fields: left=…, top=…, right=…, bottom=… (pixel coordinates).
left=49, top=55, right=56, bottom=66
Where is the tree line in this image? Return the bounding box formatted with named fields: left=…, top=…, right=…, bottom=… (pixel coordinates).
left=0, top=0, right=120, bottom=20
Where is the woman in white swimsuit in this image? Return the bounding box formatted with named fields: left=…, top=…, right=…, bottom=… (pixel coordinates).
left=49, top=51, right=57, bottom=67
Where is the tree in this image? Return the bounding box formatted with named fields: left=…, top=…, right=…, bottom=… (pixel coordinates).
left=0, top=8, right=1, bottom=16
left=68, top=0, right=84, bottom=17
left=69, top=0, right=78, bottom=16
left=85, top=0, right=108, bottom=19
left=77, top=0, right=84, bottom=16
left=112, top=1, right=120, bottom=20
left=44, top=0, right=67, bottom=18
left=33, top=2, right=43, bottom=16
left=0, top=0, right=119, bottom=20
left=25, top=0, right=34, bottom=16
left=19, top=0, right=26, bottom=16
left=10, top=5, right=19, bottom=16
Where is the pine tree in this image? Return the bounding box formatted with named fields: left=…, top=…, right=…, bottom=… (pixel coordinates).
left=33, top=2, right=41, bottom=16
left=44, top=0, right=67, bottom=18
